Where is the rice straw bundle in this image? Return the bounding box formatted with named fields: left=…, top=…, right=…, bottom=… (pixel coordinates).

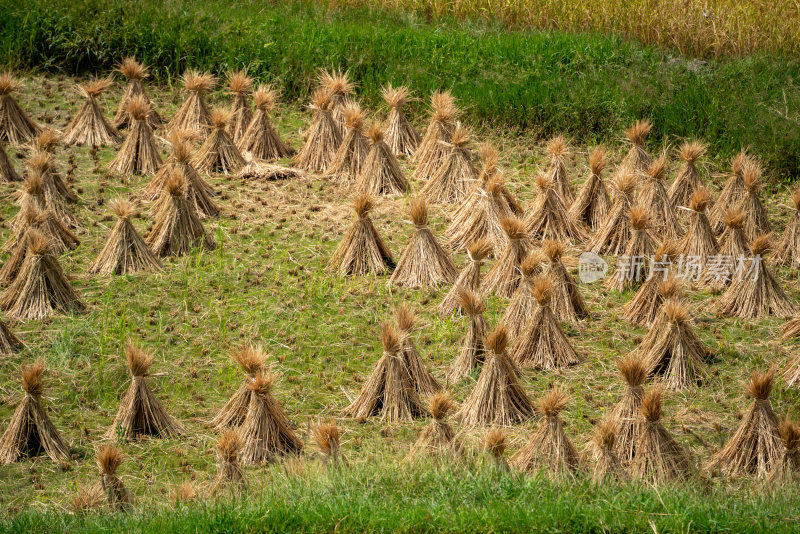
left=0, top=229, right=84, bottom=320
left=773, top=188, right=800, bottom=268
left=783, top=317, right=800, bottom=340
left=29, top=128, right=62, bottom=155
left=484, top=427, right=510, bottom=470
left=25, top=151, right=78, bottom=225
left=293, top=88, right=342, bottom=173
left=447, top=289, right=490, bottom=381
left=569, top=147, right=610, bottom=231
left=587, top=417, right=627, bottom=482
left=545, top=136, right=574, bottom=204
left=709, top=151, right=751, bottom=234
left=0, top=72, right=40, bottom=144
left=0, top=361, right=69, bottom=464
left=500, top=252, right=543, bottom=339
left=325, top=101, right=369, bottom=183
left=707, top=368, right=784, bottom=479
left=631, top=389, right=695, bottom=484
left=211, top=345, right=267, bottom=430
left=312, top=419, right=342, bottom=467
left=237, top=160, right=303, bottom=181
left=639, top=300, right=709, bottom=390
left=482, top=216, right=534, bottom=298
left=512, top=386, right=581, bottom=477
left=0, top=141, right=19, bottom=182
left=89, top=199, right=161, bottom=275
left=620, top=120, right=653, bottom=175
left=623, top=254, right=681, bottom=327
left=96, top=445, right=131, bottom=509
left=699, top=207, right=750, bottom=290
left=738, top=162, right=771, bottom=240
left=356, top=124, right=408, bottom=195
left=226, top=70, right=253, bottom=143
left=668, top=140, right=707, bottom=211
left=105, top=343, right=184, bottom=440
left=0, top=317, right=22, bottom=355
left=210, top=430, right=246, bottom=494
left=637, top=155, right=682, bottom=241
left=166, top=70, right=215, bottom=135
left=770, top=416, right=800, bottom=482
left=421, top=124, right=477, bottom=204
left=113, top=57, right=162, bottom=129
left=192, top=108, right=245, bottom=174
left=238, top=369, right=303, bottom=464
left=238, top=85, right=294, bottom=161
left=63, top=78, right=119, bottom=146
left=446, top=173, right=516, bottom=253
left=679, top=187, right=718, bottom=264
left=390, top=198, right=457, bottom=288
left=406, top=392, right=464, bottom=461
left=605, top=206, right=657, bottom=292
left=396, top=305, right=442, bottom=396
left=318, top=68, right=355, bottom=135
left=717, top=235, right=798, bottom=319
left=412, top=91, right=459, bottom=182
left=438, top=238, right=492, bottom=319
left=474, top=143, right=523, bottom=215
left=542, top=239, right=587, bottom=324
left=10, top=170, right=46, bottom=229
left=109, top=95, right=162, bottom=175
left=146, top=169, right=216, bottom=257
left=4, top=204, right=78, bottom=257
left=512, top=275, right=581, bottom=370
left=343, top=322, right=426, bottom=422
left=524, top=174, right=587, bottom=245
left=381, top=84, right=419, bottom=157
left=587, top=171, right=638, bottom=255
left=611, top=354, right=647, bottom=463
left=456, top=326, right=534, bottom=427
left=328, top=194, right=394, bottom=275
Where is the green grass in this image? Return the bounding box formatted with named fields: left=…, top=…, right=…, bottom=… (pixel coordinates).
left=3, top=463, right=800, bottom=533
left=1, top=0, right=799, bottom=181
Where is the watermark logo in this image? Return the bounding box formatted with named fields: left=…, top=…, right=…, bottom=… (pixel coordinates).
left=578, top=252, right=608, bottom=283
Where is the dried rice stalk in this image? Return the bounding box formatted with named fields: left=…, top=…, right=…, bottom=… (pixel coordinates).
left=0, top=141, right=20, bottom=182
left=318, top=68, right=355, bottom=135
left=396, top=304, right=442, bottom=396
left=484, top=427, right=510, bottom=470
left=0, top=229, right=84, bottom=320
left=211, top=346, right=267, bottom=430
left=678, top=187, right=718, bottom=264
left=10, top=170, right=47, bottom=229
left=407, top=392, right=464, bottom=461
left=412, top=91, right=458, bottom=182
left=773, top=188, right=800, bottom=268
left=569, top=147, right=610, bottom=231
left=63, top=78, right=119, bottom=146
left=439, top=238, right=492, bottom=319
left=708, top=368, right=784, bottom=479
left=542, top=239, right=587, bottom=324
left=97, top=445, right=131, bottom=509
left=25, top=151, right=78, bottom=226
left=325, top=101, right=369, bottom=183
left=637, top=155, right=683, bottom=241
left=344, top=322, right=426, bottom=422
left=166, top=70, right=215, bottom=136
left=4, top=204, right=78, bottom=256
left=456, top=326, right=534, bottom=427
left=90, top=199, right=161, bottom=275
left=512, top=275, right=581, bottom=370
left=0, top=317, right=22, bottom=355
left=623, top=249, right=681, bottom=327
left=738, top=161, right=771, bottom=240
left=669, top=140, right=707, bottom=211
left=587, top=417, right=627, bottom=482
left=238, top=85, right=294, bottom=161
left=420, top=124, right=477, bottom=204
left=226, top=70, right=253, bottom=143
left=381, top=84, right=419, bottom=157
left=482, top=216, right=534, bottom=298
left=783, top=317, right=800, bottom=341
left=113, top=57, right=163, bottom=129
left=238, top=159, right=303, bottom=181
left=238, top=369, right=303, bottom=464
left=611, top=354, right=647, bottom=463
left=500, top=251, right=543, bottom=339
left=699, top=207, right=749, bottom=290
left=0, top=360, right=69, bottom=464
left=447, top=289, right=490, bottom=381
left=524, top=174, right=587, bottom=245
left=631, top=388, right=695, bottom=484
left=545, top=136, right=574, bottom=204
left=328, top=194, right=394, bottom=275
left=0, top=72, right=40, bottom=144
left=513, top=387, right=581, bottom=477
left=390, top=198, right=457, bottom=288
left=604, top=206, right=657, bottom=292
left=312, top=420, right=342, bottom=467
left=293, top=88, right=342, bottom=173
left=146, top=169, right=216, bottom=257
left=105, top=343, right=184, bottom=440
left=192, top=108, right=245, bottom=174
left=717, top=235, right=798, bottom=319
left=709, top=151, right=751, bottom=234
left=446, top=173, right=516, bottom=253
left=620, top=120, right=652, bottom=175
left=109, top=95, right=162, bottom=175
left=587, top=171, right=638, bottom=255
left=356, top=124, right=408, bottom=195
left=769, top=416, right=800, bottom=482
